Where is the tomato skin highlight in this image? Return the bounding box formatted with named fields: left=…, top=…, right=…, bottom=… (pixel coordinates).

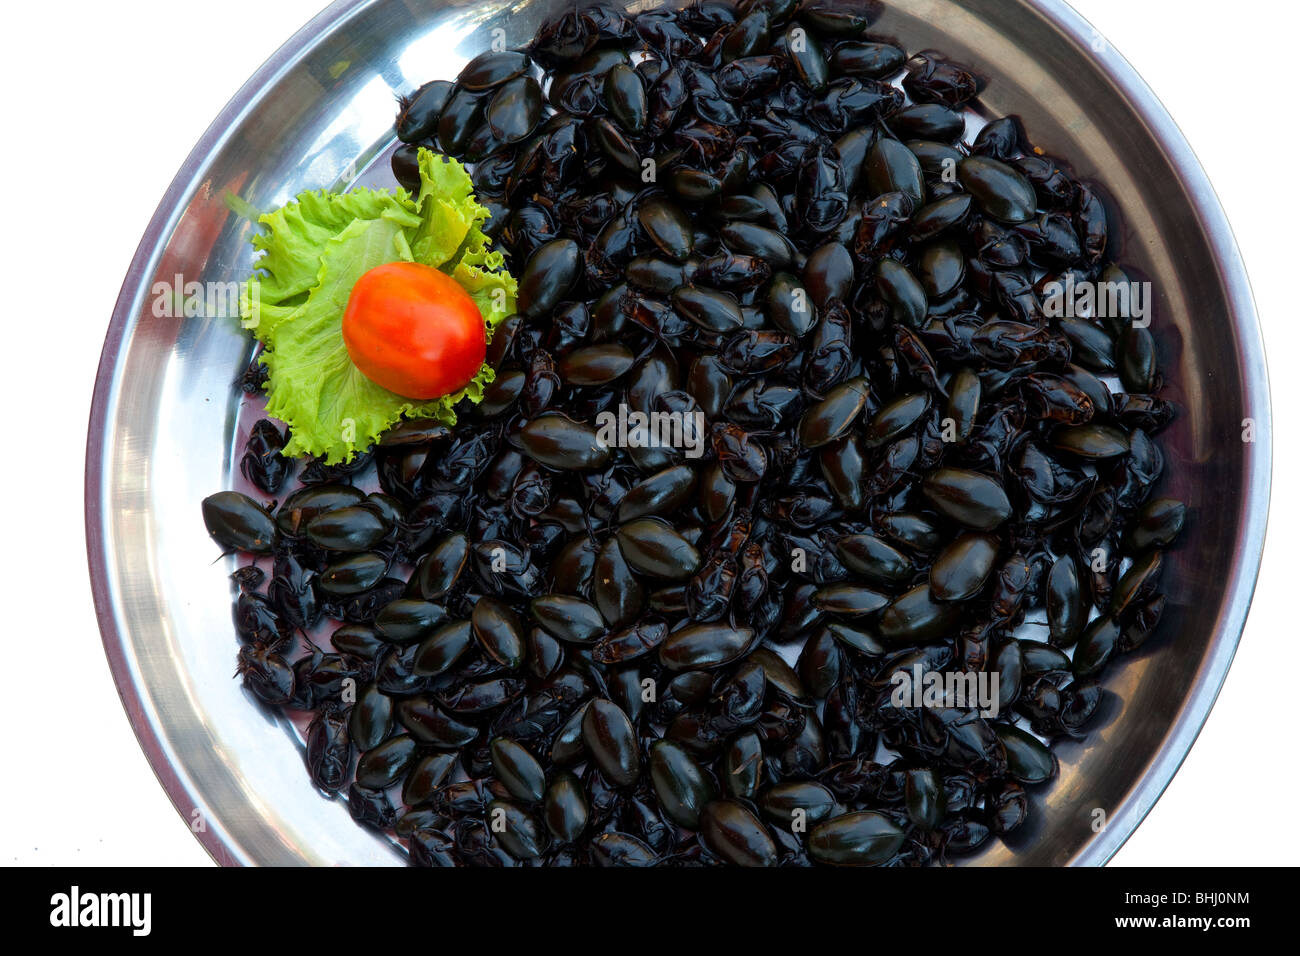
left=342, top=261, right=486, bottom=400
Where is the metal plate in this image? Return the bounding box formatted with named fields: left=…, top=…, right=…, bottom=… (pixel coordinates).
left=86, top=0, right=1271, bottom=866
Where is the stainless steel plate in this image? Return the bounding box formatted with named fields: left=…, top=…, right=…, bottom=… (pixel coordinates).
left=86, top=0, right=1271, bottom=866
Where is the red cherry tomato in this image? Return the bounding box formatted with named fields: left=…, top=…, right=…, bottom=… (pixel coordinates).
left=342, top=261, right=486, bottom=400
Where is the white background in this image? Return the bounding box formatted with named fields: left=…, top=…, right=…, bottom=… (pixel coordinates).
left=0, top=0, right=1291, bottom=867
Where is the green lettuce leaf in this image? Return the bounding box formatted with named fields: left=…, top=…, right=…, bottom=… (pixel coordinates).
left=242, top=189, right=419, bottom=331
left=239, top=149, right=516, bottom=463
left=410, top=150, right=491, bottom=268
